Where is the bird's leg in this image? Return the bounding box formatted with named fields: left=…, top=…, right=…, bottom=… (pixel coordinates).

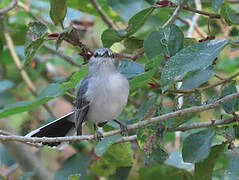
left=113, top=119, right=128, bottom=136
left=94, top=124, right=103, bottom=141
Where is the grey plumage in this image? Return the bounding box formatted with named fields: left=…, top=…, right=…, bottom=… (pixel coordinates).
left=26, top=48, right=129, bottom=145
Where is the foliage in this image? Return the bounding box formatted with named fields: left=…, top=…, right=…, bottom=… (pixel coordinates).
left=0, top=0, right=239, bottom=179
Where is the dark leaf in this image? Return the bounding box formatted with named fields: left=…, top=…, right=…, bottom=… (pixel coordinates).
left=221, top=83, right=237, bottom=113
left=54, top=153, right=91, bottom=180
left=50, top=0, right=67, bottom=26
left=108, top=167, right=131, bottom=180
left=101, top=29, right=124, bottom=47
left=193, top=143, right=226, bottom=180
left=118, top=60, right=145, bottom=80
left=181, top=66, right=215, bottom=90
left=126, top=7, right=155, bottom=36
left=160, top=39, right=229, bottom=92
left=182, top=129, right=216, bottom=163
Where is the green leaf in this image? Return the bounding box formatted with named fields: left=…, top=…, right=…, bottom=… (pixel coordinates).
left=20, top=171, right=36, bottom=180
left=193, top=143, right=226, bottom=180
left=124, top=37, right=144, bottom=53
left=24, top=22, right=48, bottom=67
left=0, top=146, right=15, bottom=167
left=181, top=66, right=215, bottom=90
left=129, top=68, right=156, bottom=91
left=50, top=0, right=67, bottom=26
left=184, top=37, right=197, bottom=47
left=221, top=83, right=237, bottom=113
left=108, top=167, right=131, bottom=180
left=217, top=57, right=239, bottom=72
left=0, top=38, right=3, bottom=55
left=61, top=65, right=88, bottom=90
left=138, top=164, right=192, bottom=180
left=91, top=143, right=133, bottom=176
left=126, top=7, right=155, bottom=36
left=144, top=24, right=184, bottom=59
left=0, top=83, right=63, bottom=118
left=67, top=0, right=121, bottom=21
left=101, top=29, right=123, bottom=48
left=28, top=22, right=48, bottom=38
left=68, top=174, right=81, bottom=180
left=118, top=60, right=145, bottom=80
left=0, top=80, right=15, bottom=93
left=212, top=0, right=225, bottom=12
left=160, top=39, right=229, bottom=92
left=94, top=134, right=122, bottom=156
left=221, top=3, right=239, bottom=25
left=54, top=153, right=91, bottom=180
left=182, top=129, right=216, bottom=163
left=137, top=93, right=157, bottom=120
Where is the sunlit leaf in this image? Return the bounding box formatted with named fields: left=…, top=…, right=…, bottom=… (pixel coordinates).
left=160, top=39, right=229, bottom=92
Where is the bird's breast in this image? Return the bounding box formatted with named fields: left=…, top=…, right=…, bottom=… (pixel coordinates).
left=86, top=73, right=129, bottom=124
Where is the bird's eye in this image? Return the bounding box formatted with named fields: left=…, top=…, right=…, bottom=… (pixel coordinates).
left=94, top=52, right=98, bottom=57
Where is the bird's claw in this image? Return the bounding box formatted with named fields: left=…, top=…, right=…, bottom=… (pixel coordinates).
left=94, top=130, right=103, bottom=141
left=120, top=123, right=128, bottom=136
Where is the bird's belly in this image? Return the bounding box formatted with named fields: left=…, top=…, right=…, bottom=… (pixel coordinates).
left=86, top=74, right=129, bottom=124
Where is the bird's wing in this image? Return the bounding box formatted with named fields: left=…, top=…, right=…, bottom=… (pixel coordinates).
left=75, top=78, right=90, bottom=135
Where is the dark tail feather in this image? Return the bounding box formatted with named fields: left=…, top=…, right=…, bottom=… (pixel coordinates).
left=26, top=112, right=75, bottom=147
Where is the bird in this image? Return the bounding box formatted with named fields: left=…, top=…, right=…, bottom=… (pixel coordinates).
left=26, top=48, right=129, bottom=147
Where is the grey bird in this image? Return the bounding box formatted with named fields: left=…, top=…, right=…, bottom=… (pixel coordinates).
left=26, top=48, right=129, bottom=146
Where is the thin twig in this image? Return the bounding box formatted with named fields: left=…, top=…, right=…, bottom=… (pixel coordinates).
left=162, top=0, right=186, bottom=28
left=43, top=44, right=82, bottom=67
left=0, top=0, right=17, bottom=15
left=0, top=92, right=238, bottom=145
left=117, top=48, right=145, bottom=61
left=171, top=71, right=239, bottom=94
left=90, top=0, right=117, bottom=29
left=168, top=116, right=236, bottom=131
left=0, top=16, right=55, bottom=117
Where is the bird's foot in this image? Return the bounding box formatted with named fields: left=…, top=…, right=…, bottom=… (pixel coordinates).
left=114, top=119, right=128, bottom=136
left=94, top=130, right=103, bottom=141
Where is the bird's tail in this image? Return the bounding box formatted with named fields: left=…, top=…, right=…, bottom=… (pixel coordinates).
left=25, top=112, right=75, bottom=147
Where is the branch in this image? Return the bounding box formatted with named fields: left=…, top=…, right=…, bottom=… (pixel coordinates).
left=171, top=71, right=239, bottom=94
left=0, top=92, right=238, bottom=145
left=156, top=1, right=221, bottom=19
left=0, top=0, right=17, bottom=15
left=43, top=44, right=82, bottom=67
left=0, top=16, right=55, bottom=117
left=162, top=0, right=186, bottom=28
left=117, top=48, right=145, bottom=61
left=90, top=0, right=117, bottom=30
left=168, top=116, right=236, bottom=131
